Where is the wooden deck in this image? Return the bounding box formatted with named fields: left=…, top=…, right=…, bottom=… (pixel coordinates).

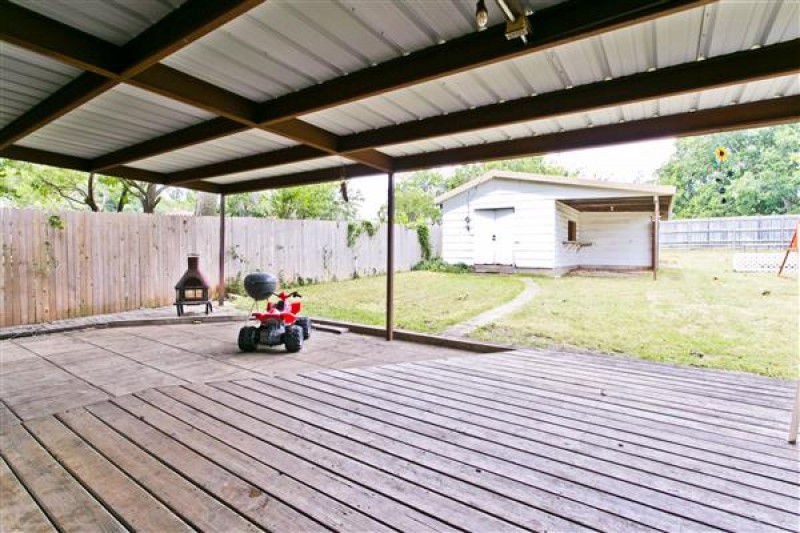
left=2, top=344, right=798, bottom=532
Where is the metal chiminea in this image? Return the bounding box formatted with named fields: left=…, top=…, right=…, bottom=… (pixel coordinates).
left=174, top=254, right=212, bottom=316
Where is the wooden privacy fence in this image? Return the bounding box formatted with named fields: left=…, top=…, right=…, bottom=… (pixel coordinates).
left=0, top=209, right=441, bottom=327
left=660, top=214, right=800, bottom=249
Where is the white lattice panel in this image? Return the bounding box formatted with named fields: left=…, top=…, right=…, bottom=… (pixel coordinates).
left=733, top=252, right=797, bottom=273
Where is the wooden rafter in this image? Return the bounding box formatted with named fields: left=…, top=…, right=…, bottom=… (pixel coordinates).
left=219, top=96, right=800, bottom=194
left=0, top=1, right=392, bottom=174
left=392, top=96, right=800, bottom=172
left=0, top=0, right=710, bottom=181
left=106, top=0, right=710, bottom=169
left=0, top=0, right=265, bottom=151
left=169, top=39, right=800, bottom=185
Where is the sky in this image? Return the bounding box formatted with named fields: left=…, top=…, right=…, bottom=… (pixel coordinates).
left=351, top=138, right=677, bottom=219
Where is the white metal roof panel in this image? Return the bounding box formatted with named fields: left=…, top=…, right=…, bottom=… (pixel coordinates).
left=10, top=0, right=186, bottom=46
left=161, top=0, right=522, bottom=101
left=378, top=74, right=800, bottom=159
left=129, top=129, right=299, bottom=173
left=16, top=83, right=214, bottom=159
left=0, top=43, right=81, bottom=129
left=301, top=1, right=797, bottom=137
left=204, top=155, right=344, bottom=185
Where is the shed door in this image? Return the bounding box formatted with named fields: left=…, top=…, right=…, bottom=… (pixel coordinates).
left=474, top=208, right=515, bottom=265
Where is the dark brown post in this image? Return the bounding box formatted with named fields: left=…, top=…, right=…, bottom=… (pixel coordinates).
left=386, top=172, right=395, bottom=341
left=218, top=193, right=226, bottom=306
left=652, top=195, right=660, bottom=280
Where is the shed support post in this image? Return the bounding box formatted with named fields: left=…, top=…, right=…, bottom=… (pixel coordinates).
left=386, top=172, right=395, bottom=341
left=218, top=193, right=226, bottom=306
left=653, top=195, right=660, bottom=280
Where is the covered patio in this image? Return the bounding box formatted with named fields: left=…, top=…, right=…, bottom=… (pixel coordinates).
left=2, top=323, right=797, bottom=532
left=1, top=0, right=799, bottom=530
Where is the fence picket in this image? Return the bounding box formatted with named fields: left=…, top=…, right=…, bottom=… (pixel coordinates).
left=0, top=208, right=438, bottom=327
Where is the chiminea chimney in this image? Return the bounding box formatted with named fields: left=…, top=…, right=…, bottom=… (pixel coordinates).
left=174, top=254, right=212, bottom=316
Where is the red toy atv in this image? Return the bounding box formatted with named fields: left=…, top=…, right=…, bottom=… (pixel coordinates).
left=238, top=273, right=312, bottom=353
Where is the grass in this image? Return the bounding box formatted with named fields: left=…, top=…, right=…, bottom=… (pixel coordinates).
left=472, top=250, right=798, bottom=378
left=234, top=271, right=525, bottom=334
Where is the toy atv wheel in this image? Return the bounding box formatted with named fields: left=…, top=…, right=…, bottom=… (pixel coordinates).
left=238, top=326, right=259, bottom=352
left=296, top=317, right=312, bottom=340
left=284, top=325, right=303, bottom=353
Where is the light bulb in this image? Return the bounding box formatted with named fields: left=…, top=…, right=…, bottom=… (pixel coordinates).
left=476, top=0, right=489, bottom=30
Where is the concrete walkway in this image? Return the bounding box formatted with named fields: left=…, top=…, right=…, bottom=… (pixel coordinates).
left=443, top=277, right=539, bottom=338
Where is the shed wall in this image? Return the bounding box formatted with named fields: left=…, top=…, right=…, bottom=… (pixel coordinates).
left=440, top=180, right=556, bottom=268
left=577, top=212, right=653, bottom=267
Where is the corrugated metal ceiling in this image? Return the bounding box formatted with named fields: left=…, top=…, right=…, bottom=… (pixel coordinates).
left=302, top=1, right=800, bottom=136
left=16, top=84, right=214, bottom=159
left=1, top=0, right=797, bottom=187
left=9, top=0, right=186, bottom=46
left=130, top=129, right=299, bottom=173
left=377, top=74, right=800, bottom=158
left=0, top=43, right=81, bottom=130
left=162, top=0, right=564, bottom=101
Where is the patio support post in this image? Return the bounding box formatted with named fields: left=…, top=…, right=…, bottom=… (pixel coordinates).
left=218, top=193, right=226, bottom=306
left=653, top=195, right=660, bottom=280
left=386, top=172, right=395, bottom=341
left=789, top=383, right=800, bottom=444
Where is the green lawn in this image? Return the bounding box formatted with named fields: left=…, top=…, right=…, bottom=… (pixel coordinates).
left=472, top=250, right=798, bottom=378
left=235, top=271, right=525, bottom=334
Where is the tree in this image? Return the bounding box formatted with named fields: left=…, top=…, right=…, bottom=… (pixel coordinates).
left=122, top=181, right=165, bottom=213
left=0, top=160, right=130, bottom=211
left=225, top=181, right=361, bottom=220
left=656, top=125, right=800, bottom=218
left=381, top=156, right=570, bottom=227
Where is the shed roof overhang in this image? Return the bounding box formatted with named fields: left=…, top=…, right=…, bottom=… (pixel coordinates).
left=561, top=196, right=673, bottom=217
left=1, top=0, right=798, bottom=193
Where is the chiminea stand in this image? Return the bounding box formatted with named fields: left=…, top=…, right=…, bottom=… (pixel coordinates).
left=174, top=254, right=213, bottom=317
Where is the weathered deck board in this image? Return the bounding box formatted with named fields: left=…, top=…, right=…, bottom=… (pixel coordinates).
left=0, top=456, right=55, bottom=533
left=0, top=424, right=125, bottom=532
left=1, top=347, right=797, bottom=533
left=25, top=417, right=192, bottom=532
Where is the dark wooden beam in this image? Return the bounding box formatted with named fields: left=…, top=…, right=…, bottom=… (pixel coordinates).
left=218, top=97, right=798, bottom=192
left=0, top=73, right=116, bottom=150
left=221, top=164, right=377, bottom=194
left=339, top=39, right=800, bottom=152
left=393, top=96, right=800, bottom=172
left=0, top=145, right=221, bottom=193
left=0, top=2, right=119, bottom=76
left=129, top=65, right=259, bottom=123
left=175, top=38, right=799, bottom=182
left=255, top=0, right=712, bottom=124
left=13, top=0, right=706, bottom=173
left=0, top=0, right=265, bottom=151
left=119, top=0, right=264, bottom=77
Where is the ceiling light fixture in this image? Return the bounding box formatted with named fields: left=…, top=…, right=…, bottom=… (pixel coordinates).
left=475, top=0, right=489, bottom=30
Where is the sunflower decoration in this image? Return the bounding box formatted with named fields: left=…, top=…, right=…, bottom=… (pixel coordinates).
left=714, top=145, right=729, bottom=164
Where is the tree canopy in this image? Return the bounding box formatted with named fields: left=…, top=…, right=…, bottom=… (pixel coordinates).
left=656, top=125, right=800, bottom=218
left=225, top=181, right=360, bottom=221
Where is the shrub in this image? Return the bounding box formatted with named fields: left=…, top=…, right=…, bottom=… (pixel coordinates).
left=412, top=257, right=471, bottom=274
left=416, top=223, right=432, bottom=261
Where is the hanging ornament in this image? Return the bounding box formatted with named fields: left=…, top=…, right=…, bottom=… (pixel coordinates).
left=714, top=145, right=729, bottom=164
left=340, top=180, right=349, bottom=203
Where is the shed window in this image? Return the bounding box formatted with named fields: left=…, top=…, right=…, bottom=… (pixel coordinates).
left=567, top=220, right=577, bottom=242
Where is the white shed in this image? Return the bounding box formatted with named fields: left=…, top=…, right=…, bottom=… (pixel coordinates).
left=435, top=171, right=675, bottom=276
